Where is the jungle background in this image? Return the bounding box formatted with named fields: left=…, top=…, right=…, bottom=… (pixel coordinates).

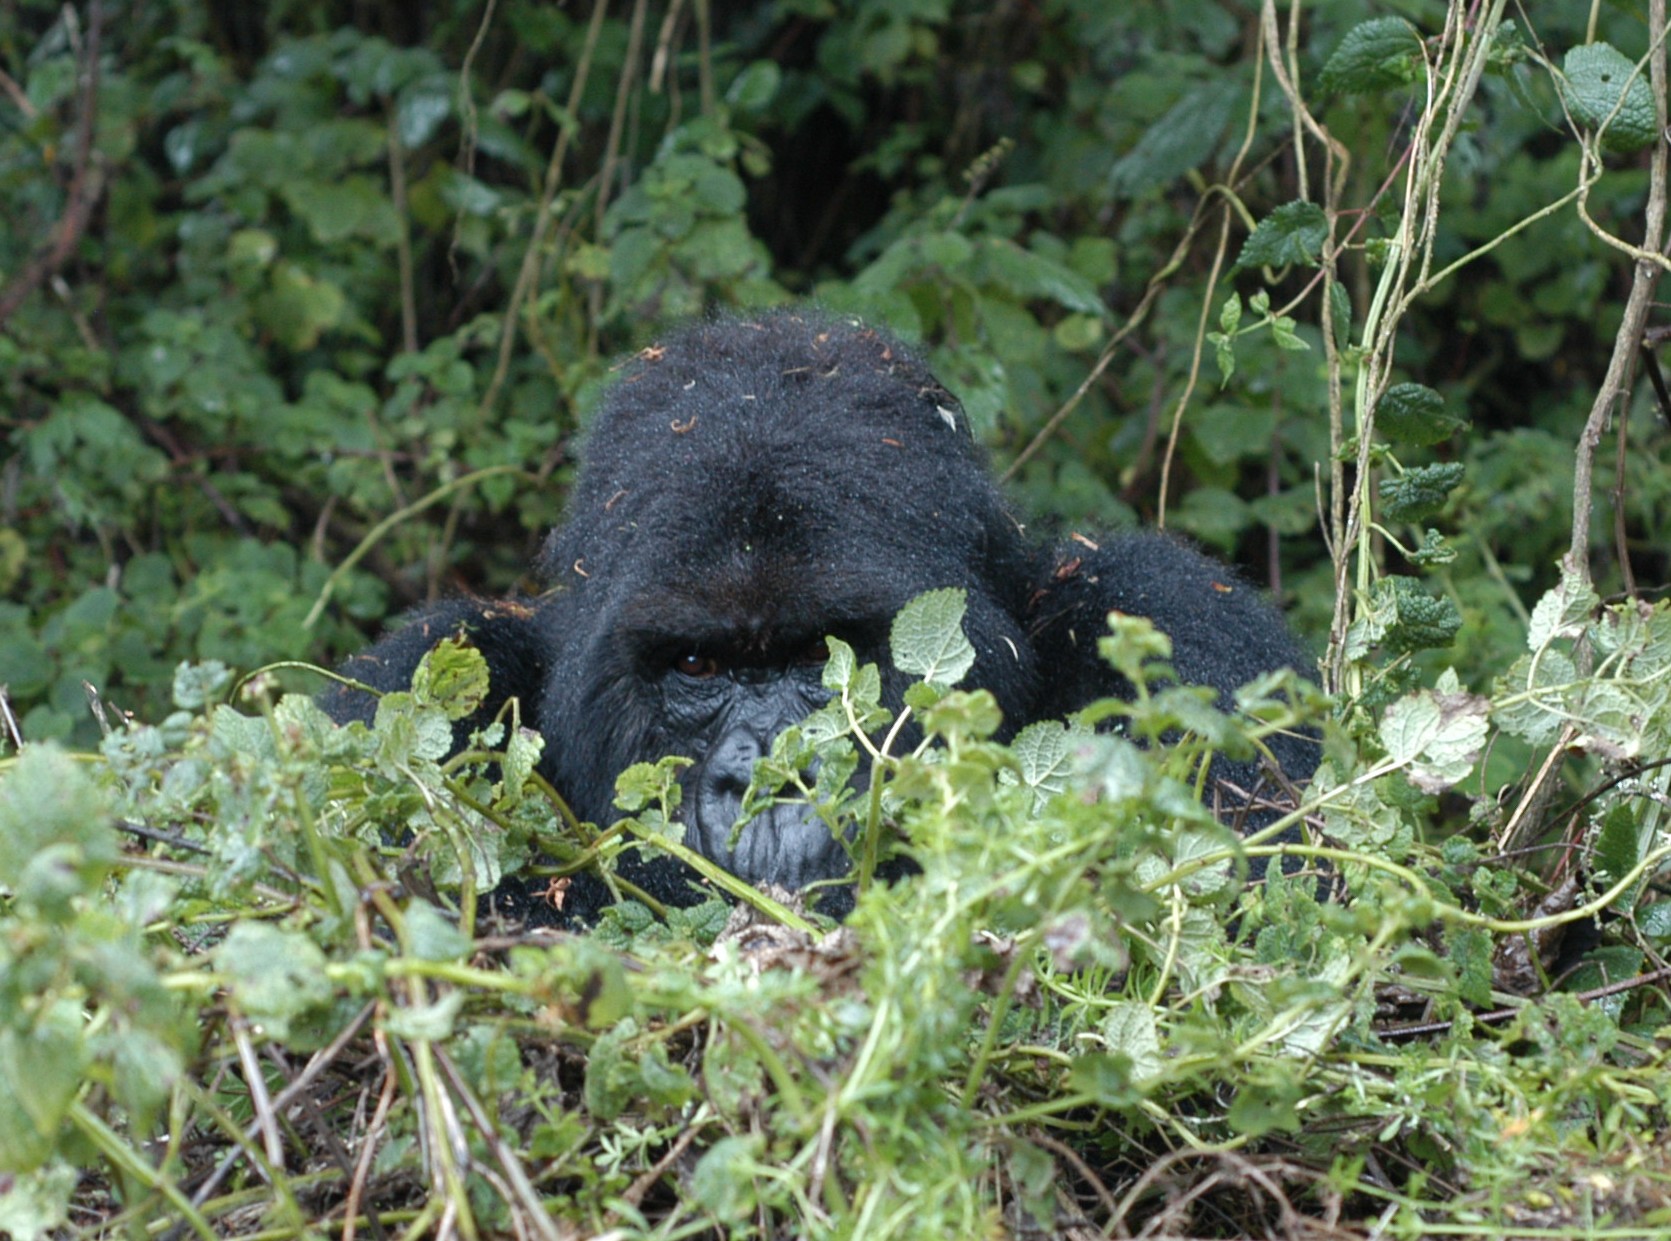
left=3, top=0, right=1671, bottom=1237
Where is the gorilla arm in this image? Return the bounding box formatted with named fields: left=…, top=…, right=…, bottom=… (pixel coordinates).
left=320, top=597, right=553, bottom=744
left=1026, top=531, right=1317, bottom=790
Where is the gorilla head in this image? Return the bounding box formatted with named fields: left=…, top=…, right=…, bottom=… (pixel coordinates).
left=535, top=316, right=1038, bottom=889
left=327, top=310, right=1313, bottom=923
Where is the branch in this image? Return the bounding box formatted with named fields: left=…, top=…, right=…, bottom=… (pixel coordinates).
left=0, top=0, right=106, bottom=330
left=1564, top=0, right=1670, bottom=584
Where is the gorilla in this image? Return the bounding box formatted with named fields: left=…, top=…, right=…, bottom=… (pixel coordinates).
left=325, top=310, right=1314, bottom=925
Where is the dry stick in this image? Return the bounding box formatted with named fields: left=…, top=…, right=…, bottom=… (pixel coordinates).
left=0, top=0, right=104, bottom=329
left=1565, top=0, right=1669, bottom=586
left=475, top=0, right=610, bottom=430
left=1155, top=209, right=1232, bottom=528
left=230, top=1016, right=286, bottom=1174
left=449, top=0, right=498, bottom=278
left=341, top=1065, right=399, bottom=1241
left=387, top=103, right=419, bottom=356
left=432, top=1047, right=567, bottom=1241
left=190, top=1002, right=377, bottom=1209
left=594, top=0, right=651, bottom=243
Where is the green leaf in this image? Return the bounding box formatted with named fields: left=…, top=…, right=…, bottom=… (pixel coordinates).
left=412, top=637, right=491, bottom=722
left=172, top=660, right=231, bottom=710
left=1593, top=803, right=1644, bottom=887
left=1348, top=576, right=1463, bottom=657
left=215, top=923, right=335, bottom=1041
left=1562, top=43, right=1658, bottom=153
left=690, top=1135, right=766, bottom=1221
left=0, top=1162, right=76, bottom=1240
left=1446, top=926, right=1494, bottom=1007
left=891, top=588, right=975, bottom=688
left=1234, top=200, right=1328, bottom=271
left=1527, top=570, right=1600, bottom=651
left=0, top=1003, right=87, bottom=1173
left=0, top=745, right=116, bottom=917
left=978, top=240, right=1107, bottom=315
left=1378, top=462, right=1464, bottom=522
left=1318, top=17, right=1424, bottom=96
left=726, top=60, right=782, bottom=112
left=1376, top=383, right=1468, bottom=446
left=1107, top=79, right=1242, bottom=199
left=405, top=900, right=471, bottom=961
left=1009, top=720, right=1076, bottom=799
left=1226, top=1078, right=1303, bottom=1136
left=1378, top=685, right=1489, bottom=793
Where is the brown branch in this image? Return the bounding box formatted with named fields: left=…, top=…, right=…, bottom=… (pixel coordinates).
left=0, top=0, right=106, bottom=330
left=1565, top=0, right=1669, bottom=583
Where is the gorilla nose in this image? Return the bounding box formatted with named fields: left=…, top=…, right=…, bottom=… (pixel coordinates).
left=690, top=733, right=845, bottom=888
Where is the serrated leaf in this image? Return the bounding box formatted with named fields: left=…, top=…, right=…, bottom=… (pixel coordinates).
left=1101, top=1002, right=1163, bottom=1086
left=1445, top=926, right=1493, bottom=1007
left=1492, top=649, right=1578, bottom=746
left=1379, top=687, right=1489, bottom=792
left=0, top=745, right=116, bottom=916
left=1379, top=462, right=1464, bottom=522
left=1319, top=17, right=1424, bottom=96
left=1107, top=79, right=1242, bottom=199
left=1009, top=720, right=1076, bottom=797
left=1527, top=572, right=1600, bottom=651
left=216, top=923, right=334, bottom=1041
left=1234, top=201, right=1328, bottom=271
left=1562, top=43, right=1657, bottom=153
left=1349, top=576, right=1462, bottom=657
left=891, top=588, right=975, bottom=688
left=413, top=637, right=491, bottom=722
left=979, top=240, right=1107, bottom=315
left=0, top=1004, right=87, bottom=1173
left=1593, top=804, right=1644, bottom=886
left=1376, top=383, right=1468, bottom=446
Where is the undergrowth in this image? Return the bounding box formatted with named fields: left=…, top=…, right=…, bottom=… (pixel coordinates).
left=5, top=0, right=1671, bottom=1236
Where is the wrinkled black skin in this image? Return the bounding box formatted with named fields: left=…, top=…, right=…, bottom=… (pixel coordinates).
left=324, top=312, right=1315, bottom=926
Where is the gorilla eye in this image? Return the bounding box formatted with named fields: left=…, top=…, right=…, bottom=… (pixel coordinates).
left=798, top=638, right=831, bottom=666
left=674, top=652, right=723, bottom=679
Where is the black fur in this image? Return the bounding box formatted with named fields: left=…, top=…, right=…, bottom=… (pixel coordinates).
left=324, top=311, right=1315, bottom=925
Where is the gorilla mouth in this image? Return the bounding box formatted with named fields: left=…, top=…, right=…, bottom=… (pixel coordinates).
left=689, top=802, right=851, bottom=890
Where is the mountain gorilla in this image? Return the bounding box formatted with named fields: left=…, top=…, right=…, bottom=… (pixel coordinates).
left=325, top=311, right=1314, bottom=925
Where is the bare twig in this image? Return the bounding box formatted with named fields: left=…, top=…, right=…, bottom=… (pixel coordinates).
left=1564, top=0, right=1669, bottom=586
left=0, top=0, right=106, bottom=329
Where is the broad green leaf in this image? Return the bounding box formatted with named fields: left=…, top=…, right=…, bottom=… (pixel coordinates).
left=1107, top=79, right=1242, bottom=199
left=978, top=240, right=1107, bottom=315
left=1102, top=1002, right=1163, bottom=1086
left=1347, top=576, right=1462, bottom=657
left=1234, top=201, right=1328, bottom=271
left=215, top=923, right=335, bottom=1041
left=0, top=745, right=115, bottom=917
left=1375, top=383, right=1468, bottom=446
left=1378, top=462, right=1464, bottom=522
left=1378, top=685, right=1489, bottom=792
left=1562, top=43, right=1657, bottom=153
left=1527, top=571, right=1600, bottom=652
left=1318, top=17, right=1424, bottom=96
left=0, top=1004, right=87, bottom=1173
left=412, top=637, right=491, bottom=722
left=891, top=588, right=975, bottom=688
left=726, top=60, right=782, bottom=112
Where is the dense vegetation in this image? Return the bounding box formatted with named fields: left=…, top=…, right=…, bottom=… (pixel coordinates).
left=2, top=0, right=1669, bottom=1235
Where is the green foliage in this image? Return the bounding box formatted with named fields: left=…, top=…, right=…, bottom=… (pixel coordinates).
left=1561, top=42, right=1659, bottom=152
left=6, top=0, right=1671, bottom=1233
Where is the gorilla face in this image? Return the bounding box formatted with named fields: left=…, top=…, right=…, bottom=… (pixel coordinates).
left=648, top=637, right=838, bottom=886
left=327, top=310, right=1314, bottom=926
